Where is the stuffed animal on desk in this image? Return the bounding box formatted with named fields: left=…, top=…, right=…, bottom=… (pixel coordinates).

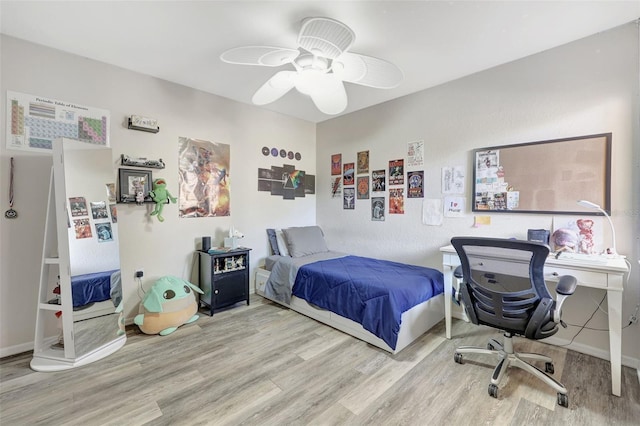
left=149, top=178, right=176, bottom=222
left=134, top=276, right=203, bottom=335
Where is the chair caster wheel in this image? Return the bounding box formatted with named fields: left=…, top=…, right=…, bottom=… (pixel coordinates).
left=557, top=393, right=569, bottom=407
left=454, top=353, right=463, bottom=364
left=488, top=384, right=498, bottom=398
left=487, top=343, right=495, bottom=350
left=545, top=362, right=555, bottom=374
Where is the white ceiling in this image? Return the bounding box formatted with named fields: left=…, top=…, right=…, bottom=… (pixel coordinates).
left=1, top=1, right=638, bottom=123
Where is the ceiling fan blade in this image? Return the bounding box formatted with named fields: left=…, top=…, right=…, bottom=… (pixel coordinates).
left=252, top=71, right=298, bottom=105
left=220, top=46, right=299, bottom=67
left=333, top=52, right=403, bottom=89
left=308, top=75, right=347, bottom=115
left=298, top=17, right=355, bottom=59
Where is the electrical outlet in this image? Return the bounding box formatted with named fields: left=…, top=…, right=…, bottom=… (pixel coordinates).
left=135, top=269, right=144, bottom=279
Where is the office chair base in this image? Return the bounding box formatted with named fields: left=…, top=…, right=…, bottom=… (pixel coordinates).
left=454, top=337, right=569, bottom=407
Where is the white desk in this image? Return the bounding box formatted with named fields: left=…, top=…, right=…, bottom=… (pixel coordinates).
left=440, top=245, right=628, bottom=397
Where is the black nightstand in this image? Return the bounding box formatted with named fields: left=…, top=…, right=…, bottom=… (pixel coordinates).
left=198, top=248, right=251, bottom=316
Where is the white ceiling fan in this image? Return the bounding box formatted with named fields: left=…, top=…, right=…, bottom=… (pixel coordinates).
left=220, top=17, right=403, bottom=115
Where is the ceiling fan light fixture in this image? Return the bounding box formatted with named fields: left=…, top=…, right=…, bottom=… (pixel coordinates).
left=295, top=69, right=325, bottom=95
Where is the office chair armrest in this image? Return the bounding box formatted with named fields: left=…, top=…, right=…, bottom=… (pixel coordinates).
left=554, top=275, right=577, bottom=323
left=453, top=265, right=463, bottom=279
left=556, top=275, right=577, bottom=296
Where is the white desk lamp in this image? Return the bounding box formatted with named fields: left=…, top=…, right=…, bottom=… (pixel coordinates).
left=577, top=199, right=617, bottom=255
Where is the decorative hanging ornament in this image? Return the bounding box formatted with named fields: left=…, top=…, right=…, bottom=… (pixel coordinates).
left=5, top=157, right=17, bottom=219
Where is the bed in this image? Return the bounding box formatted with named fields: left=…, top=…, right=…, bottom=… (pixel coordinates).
left=256, top=226, right=445, bottom=354
left=71, top=269, right=122, bottom=321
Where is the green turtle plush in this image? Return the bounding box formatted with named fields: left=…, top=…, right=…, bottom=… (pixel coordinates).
left=134, top=276, right=203, bottom=335
left=149, top=178, right=177, bottom=222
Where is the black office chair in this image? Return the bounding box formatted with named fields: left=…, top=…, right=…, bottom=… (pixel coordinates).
left=450, top=237, right=577, bottom=407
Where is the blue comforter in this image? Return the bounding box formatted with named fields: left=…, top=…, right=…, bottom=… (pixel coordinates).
left=292, top=255, right=444, bottom=350
left=71, top=269, right=119, bottom=307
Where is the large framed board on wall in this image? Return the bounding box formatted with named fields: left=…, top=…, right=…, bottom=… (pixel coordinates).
left=472, top=133, right=611, bottom=214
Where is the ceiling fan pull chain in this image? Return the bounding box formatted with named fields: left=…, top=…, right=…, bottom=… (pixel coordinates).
left=5, top=157, right=18, bottom=219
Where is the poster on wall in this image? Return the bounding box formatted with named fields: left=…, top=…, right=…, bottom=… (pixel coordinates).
left=407, top=171, right=424, bottom=198
left=389, top=159, right=404, bottom=185
left=73, top=218, right=92, bottom=239
left=6, top=91, right=110, bottom=152
left=343, top=162, right=355, bottom=185
left=95, top=223, right=114, bottom=242
left=371, top=197, right=385, bottom=221
left=407, top=140, right=424, bottom=167
left=69, top=197, right=88, bottom=217
left=343, top=188, right=355, bottom=209
left=357, top=151, right=369, bottom=174
left=178, top=137, right=230, bottom=218
left=331, top=154, right=342, bottom=175
left=90, top=201, right=109, bottom=220
left=331, top=176, right=342, bottom=198
left=442, top=166, right=465, bottom=194
left=444, top=196, right=465, bottom=218
left=389, top=188, right=404, bottom=214
left=357, top=176, right=370, bottom=199
left=372, top=169, right=386, bottom=192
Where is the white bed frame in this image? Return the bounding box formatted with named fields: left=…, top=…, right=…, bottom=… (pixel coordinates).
left=255, top=267, right=444, bottom=354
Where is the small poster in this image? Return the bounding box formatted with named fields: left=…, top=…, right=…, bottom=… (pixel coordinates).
left=357, top=150, right=369, bottom=174
left=331, top=176, right=342, bottom=198
left=444, top=196, right=465, bottom=217
left=69, top=197, right=88, bottom=217
left=106, top=183, right=116, bottom=202
left=407, top=171, right=424, bottom=198
left=442, top=166, right=465, bottom=194
left=95, top=223, right=113, bottom=242
left=343, top=162, right=355, bottom=185
left=331, top=154, right=342, bottom=176
left=372, top=169, right=386, bottom=192
left=343, top=188, right=355, bottom=209
left=407, top=140, right=424, bottom=167
left=371, top=197, right=385, bottom=221
left=90, top=201, right=109, bottom=220
left=357, top=176, right=370, bottom=199
left=389, top=159, right=404, bottom=185
left=389, top=188, right=404, bottom=214
left=110, top=204, right=118, bottom=223
left=73, top=218, right=92, bottom=239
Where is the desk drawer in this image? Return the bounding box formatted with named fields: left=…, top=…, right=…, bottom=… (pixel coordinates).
left=544, top=266, right=607, bottom=289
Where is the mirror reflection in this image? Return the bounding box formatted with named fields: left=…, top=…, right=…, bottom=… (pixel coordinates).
left=63, top=142, right=123, bottom=357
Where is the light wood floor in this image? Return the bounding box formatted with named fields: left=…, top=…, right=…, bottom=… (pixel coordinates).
left=1, top=294, right=638, bottom=425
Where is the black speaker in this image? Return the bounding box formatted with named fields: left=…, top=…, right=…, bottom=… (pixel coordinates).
left=201, top=236, right=211, bottom=252
left=527, top=229, right=550, bottom=245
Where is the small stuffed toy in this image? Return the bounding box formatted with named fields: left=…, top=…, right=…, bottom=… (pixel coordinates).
left=149, top=178, right=177, bottom=222
left=134, top=276, right=203, bottom=335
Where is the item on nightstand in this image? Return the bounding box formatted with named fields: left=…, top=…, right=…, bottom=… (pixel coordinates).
left=224, top=226, right=245, bottom=249
left=134, top=276, right=203, bottom=335
left=149, top=178, right=177, bottom=222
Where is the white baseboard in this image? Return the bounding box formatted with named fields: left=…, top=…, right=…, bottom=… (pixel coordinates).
left=0, top=341, right=33, bottom=358
left=544, top=335, right=639, bottom=369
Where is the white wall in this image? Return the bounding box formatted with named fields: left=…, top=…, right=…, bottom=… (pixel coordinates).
left=0, top=35, right=317, bottom=356
left=316, top=22, right=640, bottom=366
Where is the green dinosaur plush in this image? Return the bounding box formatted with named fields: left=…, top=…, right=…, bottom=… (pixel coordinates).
left=149, top=178, right=177, bottom=222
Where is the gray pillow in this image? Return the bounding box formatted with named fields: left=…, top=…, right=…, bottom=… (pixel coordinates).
left=282, top=226, right=329, bottom=257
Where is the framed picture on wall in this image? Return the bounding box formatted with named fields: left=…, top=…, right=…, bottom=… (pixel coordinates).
left=118, top=168, right=152, bottom=203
